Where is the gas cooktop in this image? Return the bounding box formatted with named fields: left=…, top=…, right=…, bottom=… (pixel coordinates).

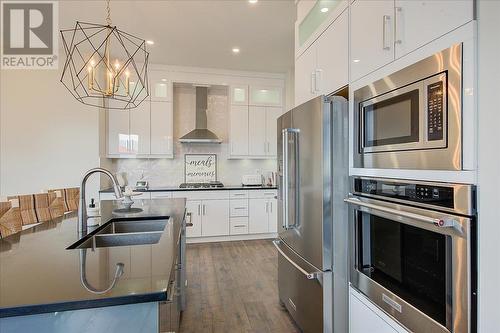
left=179, top=181, right=224, bottom=189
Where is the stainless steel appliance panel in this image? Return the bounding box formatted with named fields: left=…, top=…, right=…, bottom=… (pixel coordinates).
left=353, top=43, right=462, bottom=170
left=278, top=96, right=332, bottom=271
left=276, top=240, right=324, bottom=333
left=347, top=177, right=476, bottom=333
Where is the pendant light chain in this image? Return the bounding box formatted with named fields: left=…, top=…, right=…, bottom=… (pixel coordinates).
left=106, top=0, right=112, bottom=26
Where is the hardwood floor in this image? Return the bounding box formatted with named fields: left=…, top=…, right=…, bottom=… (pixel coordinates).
left=180, top=239, right=300, bottom=333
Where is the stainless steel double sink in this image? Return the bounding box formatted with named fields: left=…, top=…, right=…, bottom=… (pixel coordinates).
left=67, top=218, right=168, bottom=249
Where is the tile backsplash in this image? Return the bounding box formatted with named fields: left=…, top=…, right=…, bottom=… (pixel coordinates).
left=111, top=85, right=277, bottom=187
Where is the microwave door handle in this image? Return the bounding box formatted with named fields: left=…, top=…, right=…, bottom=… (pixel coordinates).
left=272, top=240, right=322, bottom=282
left=344, top=197, right=463, bottom=234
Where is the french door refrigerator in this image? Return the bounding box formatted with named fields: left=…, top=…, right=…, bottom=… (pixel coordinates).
left=273, top=95, right=349, bottom=333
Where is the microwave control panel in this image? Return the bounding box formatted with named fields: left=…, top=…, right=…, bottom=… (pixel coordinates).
left=427, top=80, right=444, bottom=141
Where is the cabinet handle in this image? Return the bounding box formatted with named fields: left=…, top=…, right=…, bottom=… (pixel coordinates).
left=264, top=142, right=267, bottom=153
left=395, top=7, right=403, bottom=45
left=270, top=202, right=272, bottom=213
left=203, top=204, right=206, bottom=216
left=234, top=207, right=246, bottom=210
left=234, top=225, right=246, bottom=228
left=233, top=193, right=246, bottom=196
left=382, top=15, right=391, bottom=50
left=310, top=72, right=316, bottom=94
left=266, top=202, right=269, bottom=213
left=314, top=69, right=322, bottom=93
left=198, top=204, right=201, bottom=216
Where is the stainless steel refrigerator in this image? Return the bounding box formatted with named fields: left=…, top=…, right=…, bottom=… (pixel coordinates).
left=274, top=95, right=349, bottom=333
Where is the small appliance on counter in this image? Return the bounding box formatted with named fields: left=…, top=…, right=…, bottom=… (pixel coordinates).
left=241, top=174, right=262, bottom=186
left=135, top=180, right=149, bottom=190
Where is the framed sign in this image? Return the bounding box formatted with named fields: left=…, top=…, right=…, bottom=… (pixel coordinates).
left=184, top=154, right=217, bottom=183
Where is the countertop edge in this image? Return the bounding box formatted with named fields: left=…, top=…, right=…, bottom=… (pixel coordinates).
left=0, top=292, right=167, bottom=318
left=100, top=186, right=278, bottom=193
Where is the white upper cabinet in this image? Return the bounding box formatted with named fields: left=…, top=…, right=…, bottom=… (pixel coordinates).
left=265, top=107, right=282, bottom=157
left=248, top=106, right=282, bottom=158
left=249, top=86, right=283, bottom=107
left=107, top=98, right=174, bottom=158
left=295, top=45, right=317, bottom=106
left=150, top=101, right=174, bottom=157
left=350, top=0, right=395, bottom=82
left=230, top=85, right=249, bottom=105
left=149, top=71, right=171, bottom=102
left=107, top=109, right=130, bottom=155
left=249, top=106, right=267, bottom=156
left=295, top=8, right=348, bottom=106
left=229, top=105, right=249, bottom=156
left=129, top=102, right=151, bottom=155
left=316, top=10, right=348, bottom=95
left=393, top=0, right=473, bottom=58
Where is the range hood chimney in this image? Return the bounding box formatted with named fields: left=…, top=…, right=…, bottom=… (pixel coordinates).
left=179, top=86, right=222, bottom=144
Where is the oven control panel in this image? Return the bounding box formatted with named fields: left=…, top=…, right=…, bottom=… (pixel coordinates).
left=427, top=80, right=444, bottom=141
left=355, top=178, right=454, bottom=209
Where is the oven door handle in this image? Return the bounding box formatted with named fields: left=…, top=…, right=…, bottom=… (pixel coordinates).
left=344, top=197, right=462, bottom=232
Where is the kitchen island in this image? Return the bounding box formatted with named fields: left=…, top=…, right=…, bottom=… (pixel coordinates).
left=0, top=198, right=186, bottom=333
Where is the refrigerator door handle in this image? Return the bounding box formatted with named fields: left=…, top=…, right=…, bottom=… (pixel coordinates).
left=273, top=239, right=322, bottom=281
left=282, top=128, right=300, bottom=230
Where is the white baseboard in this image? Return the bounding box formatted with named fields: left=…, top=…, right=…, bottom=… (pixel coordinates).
left=186, top=232, right=278, bottom=244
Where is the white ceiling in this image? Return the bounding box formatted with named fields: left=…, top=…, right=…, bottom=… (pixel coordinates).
left=59, top=0, right=296, bottom=73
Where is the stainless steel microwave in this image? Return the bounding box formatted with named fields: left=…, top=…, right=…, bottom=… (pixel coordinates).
left=354, top=44, right=463, bottom=170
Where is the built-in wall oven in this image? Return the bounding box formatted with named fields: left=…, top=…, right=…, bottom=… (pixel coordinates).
left=346, top=177, right=476, bottom=333
left=353, top=43, right=463, bottom=170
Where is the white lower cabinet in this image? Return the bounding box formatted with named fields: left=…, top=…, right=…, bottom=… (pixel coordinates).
left=201, top=199, right=230, bottom=237
left=248, top=190, right=278, bottom=234
left=185, top=200, right=202, bottom=238
left=349, top=287, right=409, bottom=333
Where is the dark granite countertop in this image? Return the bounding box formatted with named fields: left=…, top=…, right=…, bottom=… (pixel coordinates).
left=0, top=198, right=186, bottom=318
left=100, top=184, right=278, bottom=193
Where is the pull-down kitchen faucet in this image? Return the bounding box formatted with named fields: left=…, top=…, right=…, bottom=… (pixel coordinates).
left=78, top=167, right=123, bottom=232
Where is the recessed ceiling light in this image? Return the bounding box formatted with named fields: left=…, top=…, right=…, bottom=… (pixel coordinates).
left=249, top=0, right=258, bottom=3
left=321, top=7, right=329, bottom=13
left=353, top=59, right=361, bottom=63
left=161, top=78, right=167, bottom=82
left=232, top=47, right=240, bottom=54
left=146, top=40, right=154, bottom=45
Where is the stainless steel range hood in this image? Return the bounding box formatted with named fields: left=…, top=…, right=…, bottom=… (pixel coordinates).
left=179, top=86, right=222, bottom=144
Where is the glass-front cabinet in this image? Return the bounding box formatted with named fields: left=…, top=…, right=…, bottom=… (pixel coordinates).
left=149, top=71, right=171, bottom=102
left=230, top=85, right=248, bottom=105
left=249, top=85, right=282, bottom=107
left=297, top=0, right=344, bottom=49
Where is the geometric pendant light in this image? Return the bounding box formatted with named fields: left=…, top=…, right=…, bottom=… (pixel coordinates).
left=60, top=0, right=149, bottom=109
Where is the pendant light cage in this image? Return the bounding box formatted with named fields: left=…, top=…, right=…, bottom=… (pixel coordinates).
left=60, top=21, right=149, bottom=110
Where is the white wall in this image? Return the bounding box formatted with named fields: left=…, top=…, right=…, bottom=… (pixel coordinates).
left=477, top=1, right=500, bottom=331
left=112, top=85, right=276, bottom=187
left=0, top=69, right=100, bottom=196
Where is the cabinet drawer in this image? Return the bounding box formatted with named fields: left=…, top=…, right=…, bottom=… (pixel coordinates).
left=150, top=191, right=173, bottom=199
left=230, top=199, right=249, bottom=217
left=173, top=191, right=229, bottom=200
left=230, top=191, right=249, bottom=199
left=230, top=217, right=249, bottom=235
left=249, top=190, right=277, bottom=199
